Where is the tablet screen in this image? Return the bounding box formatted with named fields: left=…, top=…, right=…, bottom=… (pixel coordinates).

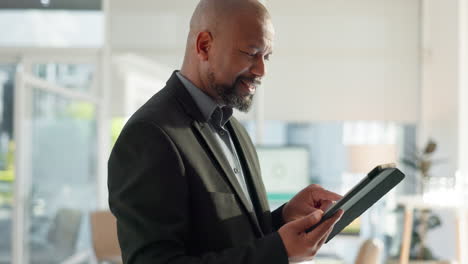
left=305, top=164, right=405, bottom=241
left=325, top=168, right=393, bottom=216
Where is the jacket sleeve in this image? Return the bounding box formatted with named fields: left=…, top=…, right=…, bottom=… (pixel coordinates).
left=271, top=204, right=286, bottom=231
left=108, top=121, right=289, bottom=264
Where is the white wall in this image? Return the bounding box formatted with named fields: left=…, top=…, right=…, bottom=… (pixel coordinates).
left=459, top=0, right=468, bottom=260
left=108, top=0, right=421, bottom=123
left=420, top=0, right=468, bottom=261
left=420, top=0, right=460, bottom=182
left=109, top=0, right=196, bottom=51
left=0, top=10, right=103, bottom=47
left=108, top=0, right=196, bottom=71
left=264, top=0, right=420, bottom=122
left=111, top=54, right=173, bottom=117
left=459, top=0, right=468, bottom=185
left=107, top=0, right=197, bottom=116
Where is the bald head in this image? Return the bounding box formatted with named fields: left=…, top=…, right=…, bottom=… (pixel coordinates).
left=180, top=0, right=274, bottom=112
left=189, top=0, right=270, bottom=39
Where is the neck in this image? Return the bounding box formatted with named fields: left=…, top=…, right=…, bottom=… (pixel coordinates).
left=180, top=63, right=220, bottom=103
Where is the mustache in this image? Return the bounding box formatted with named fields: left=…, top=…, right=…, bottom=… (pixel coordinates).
left=238, top=76, right=262, bottom=86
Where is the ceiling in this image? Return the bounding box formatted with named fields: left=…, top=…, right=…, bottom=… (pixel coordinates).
left=0, top=0, right=101, bottom=10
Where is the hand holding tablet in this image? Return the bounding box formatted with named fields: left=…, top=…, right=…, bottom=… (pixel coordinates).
left=305, top=163, right=405, bottom=243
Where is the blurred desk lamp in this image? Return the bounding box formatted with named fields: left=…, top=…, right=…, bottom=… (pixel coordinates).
left=346, top=144, right=397, bottom=264
left=347, top=144, right=397, bottom=174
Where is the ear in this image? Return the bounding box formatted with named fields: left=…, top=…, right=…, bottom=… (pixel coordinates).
left=196, top=31, right=213, bottom=61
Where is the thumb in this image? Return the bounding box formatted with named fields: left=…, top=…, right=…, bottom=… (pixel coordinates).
left=290, top=209, right=323, bottom=231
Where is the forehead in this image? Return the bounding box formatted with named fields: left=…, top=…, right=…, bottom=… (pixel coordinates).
left=231, top=16, right=275, bottom=49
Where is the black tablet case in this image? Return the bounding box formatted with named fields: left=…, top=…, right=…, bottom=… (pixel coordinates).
left=306, top=168, right=405, bottom=243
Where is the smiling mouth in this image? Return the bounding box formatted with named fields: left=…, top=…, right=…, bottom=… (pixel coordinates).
left=240, top=80, right=257, bottom=95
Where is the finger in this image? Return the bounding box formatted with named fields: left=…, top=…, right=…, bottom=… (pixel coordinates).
left=318, top=212, right=342, bottom=244
left=316, top=227, right=333, bottom=248
left=314, top=188, right=342, bottom=201
left=294, top=206, right=320, bottom=220
left=292, top=210, right=323, bottom=231
left=305, top=209, right=343, bottom=241
left=319, top=200, right=334, bottom=211
left=334, top=209, right=344, bottom=220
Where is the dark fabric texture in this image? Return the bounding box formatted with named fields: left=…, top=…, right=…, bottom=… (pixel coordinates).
left=108, top=72, right=288, bottom=264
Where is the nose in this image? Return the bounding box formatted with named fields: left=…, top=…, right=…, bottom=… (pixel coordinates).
left=250, top=56, right=266, bottom=77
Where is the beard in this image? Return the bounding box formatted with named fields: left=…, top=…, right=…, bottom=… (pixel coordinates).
left=208, top=72, right=260, bottom=112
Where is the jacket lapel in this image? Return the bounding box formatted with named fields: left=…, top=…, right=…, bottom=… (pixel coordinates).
left=170, top=71, right=264, bottom=235
left=227, top=120, right=271, bottom=234
left=192, top=121, right=263, bottom=236
left=191, top=121, right=253, bottom=210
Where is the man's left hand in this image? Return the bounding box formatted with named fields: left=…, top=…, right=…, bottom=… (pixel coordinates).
left=282, top=184, right=342, bottom=223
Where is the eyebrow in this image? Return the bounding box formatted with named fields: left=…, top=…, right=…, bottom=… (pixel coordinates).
left=247, top=45, right=273, bottom=54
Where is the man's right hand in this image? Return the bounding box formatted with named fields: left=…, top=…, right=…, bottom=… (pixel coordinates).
left=278, top=209, right=343, bottom=263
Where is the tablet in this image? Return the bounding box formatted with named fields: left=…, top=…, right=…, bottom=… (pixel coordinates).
left=305, top=163, right=405, bottom=243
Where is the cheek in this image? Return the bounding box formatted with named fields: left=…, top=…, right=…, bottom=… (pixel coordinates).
left=226, top=63, right=252, bottom=83
left=211, top=50, right=251, bottom=83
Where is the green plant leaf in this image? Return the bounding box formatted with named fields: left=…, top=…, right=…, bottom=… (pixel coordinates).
left=427, top=215, right=442, bottom=229
left=422, top=247, right=435, bottom=260
left=424, top=140, right=437, bottom=154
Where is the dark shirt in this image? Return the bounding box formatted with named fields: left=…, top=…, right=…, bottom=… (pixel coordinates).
left=176, top=71, right=253, bottom=208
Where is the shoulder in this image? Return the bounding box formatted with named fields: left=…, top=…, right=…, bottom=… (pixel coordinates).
left=125, top=85, right=191, bottom=132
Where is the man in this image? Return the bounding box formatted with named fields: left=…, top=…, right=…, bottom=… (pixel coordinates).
left=108, top=0, right=344, bottom=263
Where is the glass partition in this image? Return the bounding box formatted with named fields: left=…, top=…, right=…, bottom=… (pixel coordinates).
left=25, top=87, right=97, bottom=264
left=32, top=63, right=96, bottom=93
left=0, top=64, right=16, bottom=264
left=14, top=64, right=99, bottom=263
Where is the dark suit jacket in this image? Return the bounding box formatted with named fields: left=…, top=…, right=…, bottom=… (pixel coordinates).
left=108, top=72, right=288, bottom=263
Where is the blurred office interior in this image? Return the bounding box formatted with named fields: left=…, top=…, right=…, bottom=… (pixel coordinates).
left=0, top=0, right=468, bottom=263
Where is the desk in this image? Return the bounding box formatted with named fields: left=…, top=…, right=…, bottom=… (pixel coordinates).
left=302, top=259, right=344, bottom=264
left=313, top=260, right=344, bottom=264
left=299, top=253, right=344, bottom=264
left=397, top=195, right=467, bottom=264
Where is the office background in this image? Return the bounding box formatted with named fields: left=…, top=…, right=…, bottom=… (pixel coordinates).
left=0, top=0, right=467, bottom=263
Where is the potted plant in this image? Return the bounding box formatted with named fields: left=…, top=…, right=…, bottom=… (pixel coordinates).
left=388, top=139, right=452, bottom=263
left=386, top=206, right=451, bottom=264
left=402, top=139, right=439, bottom=194
left=409, top=208, right=442, bottom=262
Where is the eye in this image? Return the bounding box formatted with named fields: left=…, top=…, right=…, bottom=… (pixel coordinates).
left=264, top=54, right=271, bottom=61
left=240, top=50, right=256, bottom=57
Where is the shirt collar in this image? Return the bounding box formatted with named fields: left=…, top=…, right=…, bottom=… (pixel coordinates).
left=176, top=71, right=232, bottom=127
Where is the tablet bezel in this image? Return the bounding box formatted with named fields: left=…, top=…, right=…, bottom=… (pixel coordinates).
left=305, top=163, right=398, bottom=233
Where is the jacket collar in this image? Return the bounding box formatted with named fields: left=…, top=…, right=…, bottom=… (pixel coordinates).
left=167, top=71, right=266, bottom=236
left=166, top=71, right=206, bottom=123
